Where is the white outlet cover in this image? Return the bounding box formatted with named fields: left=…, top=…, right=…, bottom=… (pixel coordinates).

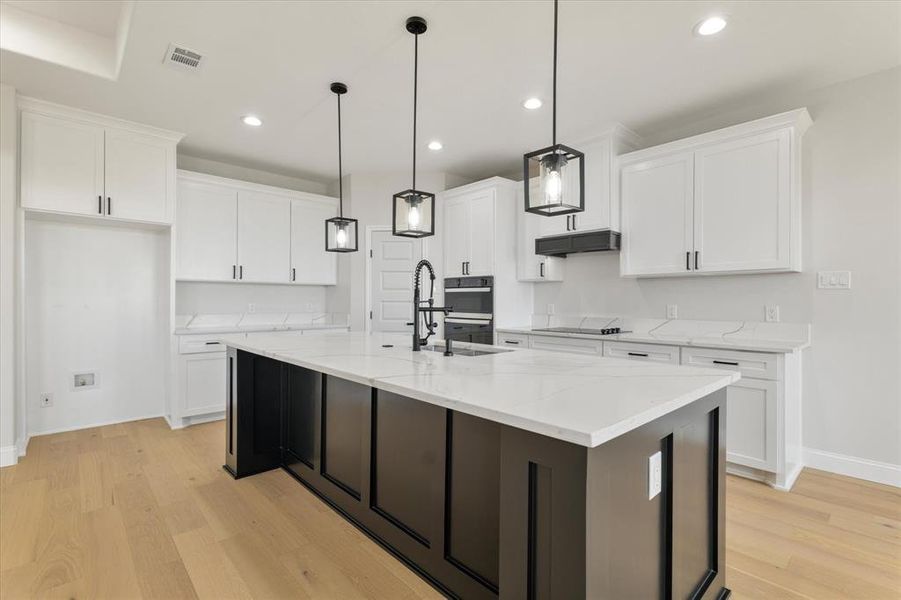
left=666, top=304, right=678, bottom=319
left=547, top=303, right=556, bottom=316
left=765, top=305, right=780, bottom=323
left=648, top=451, right=662, bottom=500
left=41, top=392, right=53, bottom=407
left=817, top=271, right=852, bottom=289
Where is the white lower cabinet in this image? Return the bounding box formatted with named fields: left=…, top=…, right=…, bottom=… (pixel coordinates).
left=181, top=354, right=227, bottom=417
left=724, top=378, right=777, bottom=471
left=496, top=332, right=529, bottom=347
left=528, top=335, right=603, bottom=355
left=604, top=340, right=679, bottom=364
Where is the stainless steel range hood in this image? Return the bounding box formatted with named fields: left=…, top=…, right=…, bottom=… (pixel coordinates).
left=535, top=229, right=621, bottom=257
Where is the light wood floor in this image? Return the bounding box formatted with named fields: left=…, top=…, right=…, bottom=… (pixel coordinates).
left=1, top=418, right=898, bottom=599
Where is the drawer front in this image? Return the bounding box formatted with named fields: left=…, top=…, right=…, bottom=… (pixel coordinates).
left=726, top=378, right=778, bottom=472
left=179, top=334, right=227, bottom=354
left=528, top=335, right=603, bottom=355
left=496, top=332, right=529, bottom=348
left=681, top=347, right=779, bottom=380
left=604, top=341, right=679, bottom=364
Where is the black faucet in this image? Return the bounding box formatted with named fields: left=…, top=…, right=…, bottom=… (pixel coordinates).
left=409, top=259, right=452, bottom=351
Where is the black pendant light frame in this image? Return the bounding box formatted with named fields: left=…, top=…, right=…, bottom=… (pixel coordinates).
left=523, top=0, right=585, bottom=217
left=393, top=16, right=435, bottom=238
left=326, top=81, right=359, bottom=253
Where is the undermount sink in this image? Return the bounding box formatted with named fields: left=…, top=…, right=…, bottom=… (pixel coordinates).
left=420, top=344, right=513, bottom=357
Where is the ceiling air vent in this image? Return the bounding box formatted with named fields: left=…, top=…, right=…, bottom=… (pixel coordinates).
left=163, top=43, right=204, bottom=71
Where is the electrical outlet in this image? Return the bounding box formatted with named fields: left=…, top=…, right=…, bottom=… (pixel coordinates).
left=765, top=305, right=780, bottom=323
left=306, top=302, right=314, bottom=311
left=817, top=271, right=851, bottom=289
left=247, top=303, right=256, bottom=314
left=648, top=451, right=662, bottom=500
left=41, top=392, right=53, bottom=408
left=666, top=304, right=678, bottom=319
left=547, top=304, right=555, bottom=316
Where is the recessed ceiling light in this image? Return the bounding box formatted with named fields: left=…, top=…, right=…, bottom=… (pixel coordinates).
left=523, top=97, right=543, bottom=110
left=427, top=140, right=443, bottom=151
left=242, top=115, right=262, bottom=127
left=694, top=16, right=727, bottom=36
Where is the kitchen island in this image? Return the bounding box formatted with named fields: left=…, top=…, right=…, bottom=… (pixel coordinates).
left=220, top=331, right=739, bottom=599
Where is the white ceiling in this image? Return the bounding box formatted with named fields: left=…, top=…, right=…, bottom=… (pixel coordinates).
left=3, top=0, right=125, bottom=37
left=1, top=1, right=898, bottom=184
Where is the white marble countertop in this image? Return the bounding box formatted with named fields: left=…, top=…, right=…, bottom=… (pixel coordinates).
left=219, top=331, right=739, bottom=448
left=174, top=312, right=349, bottom=335
left=498, top=316, right=810, bottom=353
left=175, top=323, right=349, bottom=335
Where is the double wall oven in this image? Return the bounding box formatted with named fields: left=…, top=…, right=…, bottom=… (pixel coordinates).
left=443, top=276, right=494, bottom=345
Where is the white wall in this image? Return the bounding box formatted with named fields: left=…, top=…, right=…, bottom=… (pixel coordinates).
left=0, top=84, right=17, bottom=463
left=25, top=219, right=170, bottom=435
left=176, top=281, right=327, bottom=315
left=534, top=67, right=901, bottom=468
left=177, top=154, right=329, bottom=195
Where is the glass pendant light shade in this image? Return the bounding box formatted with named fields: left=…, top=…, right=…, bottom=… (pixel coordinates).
left=523, top=0, right=585, bottom=217
left=325, top=216, right=358, bottom=252
left=325, top=81, right=359, bottom=253
left=392, top=189, right=434, bottom=238
left=523, top=143, right=584, bottom=215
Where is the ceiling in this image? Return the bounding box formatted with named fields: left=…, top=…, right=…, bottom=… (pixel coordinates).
left=1, top=1, right=898, bottom=184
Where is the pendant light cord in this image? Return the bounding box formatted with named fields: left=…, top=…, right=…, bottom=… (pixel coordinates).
left=337, top=92, right=344, bottom=217
left=412, top=32, right=419, bottom=190
left=552, top=0, right=558, bottom=146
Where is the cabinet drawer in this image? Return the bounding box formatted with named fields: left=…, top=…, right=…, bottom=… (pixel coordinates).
left=178, top=334, right=227, bottom=354
left=496, top=332, right=529, bottom=348
left=529, top=335, right=603, bottom=355
left=604, top=341, right=679, bottom=364
left=681, top=347, right=779, bottom=380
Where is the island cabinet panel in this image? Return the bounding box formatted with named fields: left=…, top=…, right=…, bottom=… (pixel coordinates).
left=283, top=364, right=321, bottom=470
left=321, top=376, right=369, bottom=499
left=224, top=349, right=283, bottom=478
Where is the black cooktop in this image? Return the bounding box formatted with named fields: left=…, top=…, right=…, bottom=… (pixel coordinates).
left=533, top=327, right=630, bottom=336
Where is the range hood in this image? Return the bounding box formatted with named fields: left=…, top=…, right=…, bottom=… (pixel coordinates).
left=535, top=229, right=621, bottom=257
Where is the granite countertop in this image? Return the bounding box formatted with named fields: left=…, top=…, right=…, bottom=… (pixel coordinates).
left=497, top=317, right=811, bottom=354
left=219, top=331, right=739, bottom=448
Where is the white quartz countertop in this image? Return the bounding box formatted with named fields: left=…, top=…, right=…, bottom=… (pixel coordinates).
left=220, top=331, right=739, bottom=448
left=175, top=323, right=349, bottom=335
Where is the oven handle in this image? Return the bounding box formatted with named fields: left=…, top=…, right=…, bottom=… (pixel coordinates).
left=444, top=287, right=492, bottom=293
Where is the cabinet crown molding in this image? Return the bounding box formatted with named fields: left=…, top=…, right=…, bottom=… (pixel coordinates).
left=17, top=96, right=185, bottom=143
left=440, top=176, right=516, bottom=199
left=177, top=169, right=337, bottom=205
left=620, top=108, right=811, bottom=166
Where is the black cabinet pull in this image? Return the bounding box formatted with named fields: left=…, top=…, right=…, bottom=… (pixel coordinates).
left=239, top=265, right=243, bottom=279
left=628, top=352, right=649, bottom=357
left=694, top=250, right=699, bottom=270
left=504, top=340, right=520, bottom=345
left=107, top=197, right=111, bottom=215
left=572, top=215, right=577, bottom=230
left=566, top=215, right=571, bottom=231
left=205, top=341, right=219, bottom=345
left=232, top=265, right=236, bottom=279
left=539, top=262, right=545, bottom=278
left=686, top=251, right=690, bottom=270
left=98, top=196, right=103, bottom=214
left=292, top=267, right=296, bottom=282
left=713, top=360, right=739, bottom=366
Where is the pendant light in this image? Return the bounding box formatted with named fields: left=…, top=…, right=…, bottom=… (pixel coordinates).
left=393, top=16, right=435, bottom=238
left=523, top=0, right=584, bottom=216
left=325, top=82, right=358, bottom=252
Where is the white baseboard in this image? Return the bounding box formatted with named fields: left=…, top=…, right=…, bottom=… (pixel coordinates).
left=0, top=445, right=16, bottom=468
left=28, top=413, right=165, bottom=438
left=165, top=411, right=225, bottom=430
left=803, top=447, right=901, bottom=488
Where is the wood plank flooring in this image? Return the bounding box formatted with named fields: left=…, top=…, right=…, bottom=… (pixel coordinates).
left=1, top=418, right=898, bottom=599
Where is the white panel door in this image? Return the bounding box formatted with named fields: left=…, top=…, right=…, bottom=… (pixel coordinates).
left=620, top=152, right=694, bottom=275
left=20, top=112, right=105, bottom=216
left=726, top=378, right=778, bottom=471
left=693, top=130, right=791, bottom=272
left=290, top=199, right=337, bottom=285
left=182, top=354, right=227, bottom=416
left=237, top=191, right=291, bottom=283
left=370, top=230, right=421, bottom=332
left=467, top=190, right=495, bottom=276
left=575, top=137, right=611, bottom=232
left=443, top=196, right=470, bottom=277
left=176, top=180, right=238, bottom=281
left=104, top=129, right=173, bottom=223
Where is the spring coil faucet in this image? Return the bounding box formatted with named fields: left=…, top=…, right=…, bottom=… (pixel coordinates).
left=410, top=259, right=452, bottom=351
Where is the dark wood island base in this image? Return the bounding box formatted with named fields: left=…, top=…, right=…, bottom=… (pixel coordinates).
left=224, top=349, right=731, bottom=600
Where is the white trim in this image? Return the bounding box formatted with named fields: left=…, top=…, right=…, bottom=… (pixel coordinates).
left=803, top=447, right=901, bottom=488
left=165, top=411, right=224, bottom=430
left=16, top=434, right=28, bottom=457
left=364, top=226, right=391, bottom=334
left=177, top=169, right=337, bottom=204
left=27, top=412, right=165, bottom=438
left=0, top=445, right=16, bottom=467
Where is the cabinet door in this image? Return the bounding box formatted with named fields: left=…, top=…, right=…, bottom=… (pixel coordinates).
left=726, top=378, right=777, bottom=471
left=291, top=199, right=337, bottom=285
left=104, top=130, right=173, bottom=223
left=516, top=188, right=563, bottom=282
left=20, top=112, right=105, bottom=216
left=443, top=195, right=470, bottom=277
left=693, top=130, right=791, bottom=272
left=176, top=180, right=238, bottom=281
left=183, top=354, right=227, bottom=416
left=467, top=190, right=495, bottom=276
left=620, top=152, right=694, bottom=276
left=237, top=190, right=291, bottom=283
left=571, top=137, right=611, bottom=232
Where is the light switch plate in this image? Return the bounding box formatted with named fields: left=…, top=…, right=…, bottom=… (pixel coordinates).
left=765, top=305, right=780, bottom=323
left=817, top=271, right=851, bottom=289
left=648, top=451, right=662, bottom=500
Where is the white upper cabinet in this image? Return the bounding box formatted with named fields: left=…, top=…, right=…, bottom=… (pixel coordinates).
left=444, top=195, right=471, bottom=277
left=21, top=112, right=105, bottom=216
left=442, top=186, right=496, bottom=277
left=104, top=129, right=175, bottom=223
left=620, top=152, right=695, bottom=275
left=620, top=109, right=811, bottom=277
left=19, top=98, right=182, bottom=224
left=516, top=185, right=563, bottom=282
left=467, top=189, right=495, bottom=277
left=176, top=179, right=238, bottom=281
left=290, top=199, right=337, bottom=285
left=175, top=171, right=338, bottom=285
left=236, top=190, right=291, bottom=284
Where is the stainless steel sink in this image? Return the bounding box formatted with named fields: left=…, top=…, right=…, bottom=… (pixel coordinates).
left=420, top=344, right=513, bottom=357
